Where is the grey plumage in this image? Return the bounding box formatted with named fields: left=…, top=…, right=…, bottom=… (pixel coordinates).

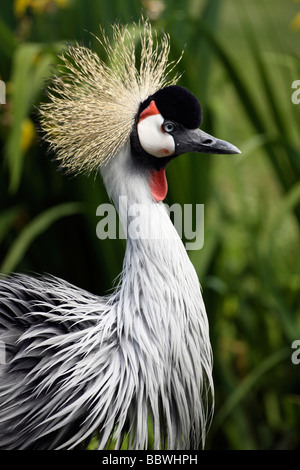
left=0, top=143, right=213, bottom=449
left=0, top=18, right=238, bottom=450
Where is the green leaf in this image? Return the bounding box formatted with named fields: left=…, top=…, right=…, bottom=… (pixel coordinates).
left=0, top=206, right=22, bottom=244
left=213, top=348, right=291, bottom=432
left=0, top=202, right=84, bottom=274
left=5, top=43, right=60, bottom=194
left=0, top=16, right=17, bottom=60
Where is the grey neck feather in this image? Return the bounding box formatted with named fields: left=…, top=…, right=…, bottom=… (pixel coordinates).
left=100, top=144, right=214, bottom=449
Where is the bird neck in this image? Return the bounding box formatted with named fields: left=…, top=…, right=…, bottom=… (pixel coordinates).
left=100, top=143, right=207, bottom=331
left=100, top=142, right=180, bottom=246
left=100, top=144, right=213, bottom=449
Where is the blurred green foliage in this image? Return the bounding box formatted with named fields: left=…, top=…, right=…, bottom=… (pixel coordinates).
left=0, top=0, right=300, bottom=450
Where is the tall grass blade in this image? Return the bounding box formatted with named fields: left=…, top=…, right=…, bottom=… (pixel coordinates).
left=213, top=348, right=291, bottom=432
left=5, top=44, right=56, bottom=193
left=1, top=202, right=84, bottom=274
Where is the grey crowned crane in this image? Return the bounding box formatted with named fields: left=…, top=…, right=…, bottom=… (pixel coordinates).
left=0, top=19, right=240, bottom=450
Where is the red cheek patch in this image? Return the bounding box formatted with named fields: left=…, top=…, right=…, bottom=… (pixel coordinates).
left=149, top=168, right=168, bottom=202
left=139, top=100, right=160, bottom=122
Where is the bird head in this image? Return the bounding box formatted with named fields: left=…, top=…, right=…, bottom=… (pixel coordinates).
left=130, top=84, right=240, bottom=201
left=40, top=19, right=240, bottom=203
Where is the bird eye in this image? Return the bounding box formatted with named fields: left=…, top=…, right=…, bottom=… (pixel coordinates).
left=162, top=121, right=176, bottom=134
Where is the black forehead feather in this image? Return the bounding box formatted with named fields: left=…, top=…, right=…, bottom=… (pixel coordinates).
left=139, top=85, right=202, bottom=129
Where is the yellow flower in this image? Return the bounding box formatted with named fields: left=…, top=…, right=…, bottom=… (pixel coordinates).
left=14, top=0, right=31, bottom=16
left=20, top=118, right=36, bottom=152
left=14, top=0, right=69, bottom=17
left=291, top=11, right=300, bottom=31
left=55, top=0, right=69, bottom=7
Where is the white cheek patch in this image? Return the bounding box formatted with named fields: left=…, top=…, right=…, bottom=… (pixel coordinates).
left=137, top=113, right=175, bottom=158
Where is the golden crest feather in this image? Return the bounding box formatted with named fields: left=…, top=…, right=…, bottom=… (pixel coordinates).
left=39, top=18, right=182, bottom=174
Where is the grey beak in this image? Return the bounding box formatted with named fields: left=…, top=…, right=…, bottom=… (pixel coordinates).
left=174, top=128, right=241, bottom=156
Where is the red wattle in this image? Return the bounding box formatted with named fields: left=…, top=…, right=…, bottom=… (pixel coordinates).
left=149, top=168, right=168, bottom=202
